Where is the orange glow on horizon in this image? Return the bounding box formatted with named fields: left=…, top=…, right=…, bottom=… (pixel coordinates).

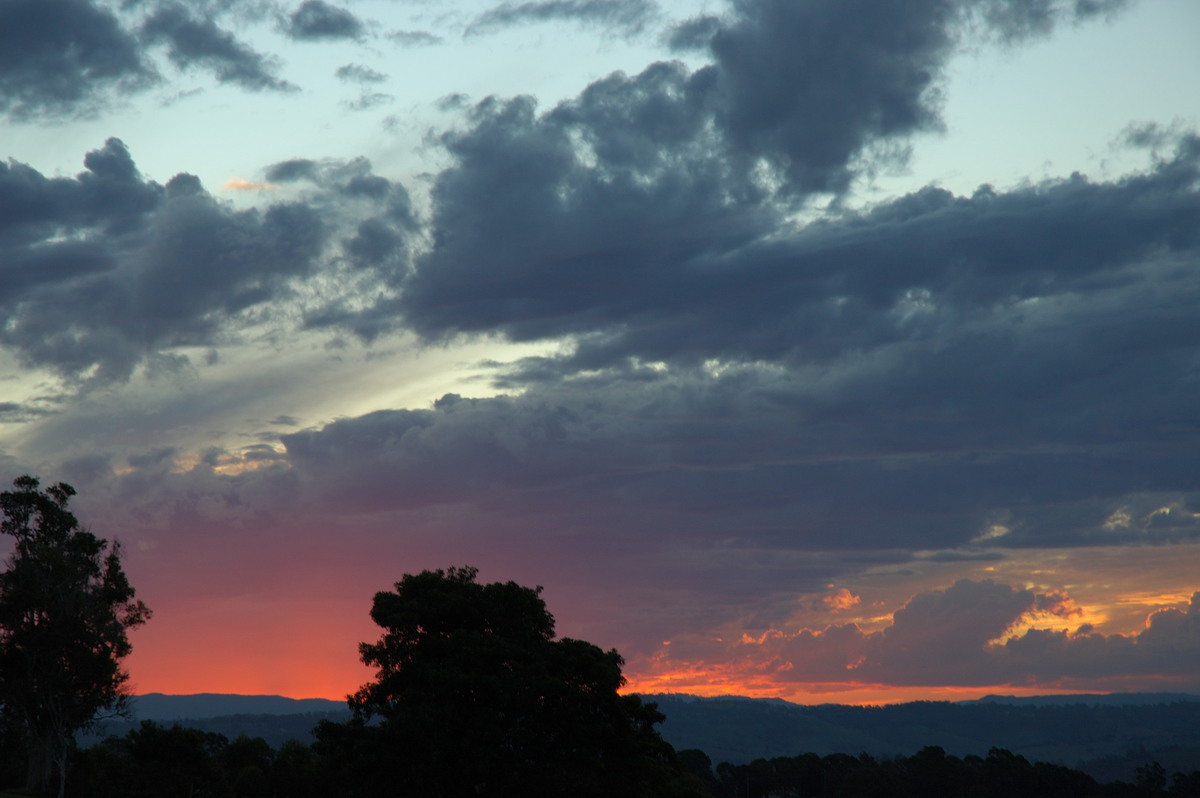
left=111, top=536, right=1200, bottom=702
left=619, top=669, right=1109, bottom=706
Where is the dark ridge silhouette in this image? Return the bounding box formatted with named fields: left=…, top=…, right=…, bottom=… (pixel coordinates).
left=131, top=693, right=346, bottom=720
left=80, top=690, right=1200, bottom=785
left=646, top=693, right=1200, bottom=782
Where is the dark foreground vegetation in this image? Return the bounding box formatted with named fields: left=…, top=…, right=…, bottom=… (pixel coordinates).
left=8, top=724, right=1200, bottom=798
left=3, top=477, right=1199, bottom=797
left=648, top=694, right=1200, bottom=782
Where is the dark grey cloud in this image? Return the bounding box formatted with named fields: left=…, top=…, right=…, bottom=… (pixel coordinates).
left=708, top=0, right=957, bottom=194
left=275, top=312, right=1200, bottom=554
left=396, top=84, right=1199, bottom=371
left=664, top=14, right=720, bottom=52
left=390, top=0, right=1150, bottom=348
left=0, top=137, right=161, bottom=247
left=141, top=3, right=296, bottom=91
left=0, top=0, right=156, bottom=120
left=345, top=91, right=394, bottom=111
left=335, top=64, right=388, bottom=84
left=387, top=30, right=442, bottom=47
left=466, top=0, right=657, bottom=37
left=395, top=63, right=774, bottom=343
left=435, top=93, right=471, bottom=111
left=286, top=0, right=365, bottom=41
left=250, top=0, right=1197, bottom=561
left=973, top=0, right=1131, bottom=44
left=263, top=155, right=416, bottom=218
left=0, top=402, right=48, bottom=424
left=284, top=120, right=1200, bottom=555
left=263, top=159, right=321, bottom=183
left=0, top=140, right=355, bottom=384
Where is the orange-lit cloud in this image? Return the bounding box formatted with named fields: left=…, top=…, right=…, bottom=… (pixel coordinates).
left=223, top=177, right=278, bottom=192
left=822, top=588, right=862, bottom=612
left=622, top=581, right=1200, bottom=702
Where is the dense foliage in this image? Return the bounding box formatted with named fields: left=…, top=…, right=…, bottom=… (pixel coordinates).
left=694, top=746, right=1200, bottom=798
left=0, top=476, right=150, bottom=798
left=328, top=566, right=700, bottom=797
left=54, top=727, right=1200, bottom=798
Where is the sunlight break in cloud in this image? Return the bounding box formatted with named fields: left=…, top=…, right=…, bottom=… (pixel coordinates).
left=223, top=177, right=278, bottom=192
left=624, top=581, right=1200, bottom=702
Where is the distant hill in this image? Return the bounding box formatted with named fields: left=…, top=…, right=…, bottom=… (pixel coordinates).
left=83, top=694, right=351, bottom=748
left=130, top=693, right=345, bottom=720
left=83, top=691, right=1200, bottom=783
left=961, top=692, right=1200, bottom=707
left=645, top=692, right=1200, bottom=782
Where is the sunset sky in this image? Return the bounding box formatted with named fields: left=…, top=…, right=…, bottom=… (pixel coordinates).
left=2, top=0, right=1200, bottom=704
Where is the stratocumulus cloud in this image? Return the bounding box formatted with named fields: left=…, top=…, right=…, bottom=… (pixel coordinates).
left=0, top=139, right=428, bottom=384
left=466, top=0, right=659, bottom=37
left=0, top=0, right=156, bottom=119
left=141, top=3, right=297, bottom=92
left=285, top=0, right=366, bottom=42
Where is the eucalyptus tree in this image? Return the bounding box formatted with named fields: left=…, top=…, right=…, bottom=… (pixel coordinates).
left=0, top=476, right=151, bottom=798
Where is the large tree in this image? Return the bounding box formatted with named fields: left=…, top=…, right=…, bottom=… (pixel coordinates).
left=0, top=476, right=151, bottom=798
left=327, top=566, right=699, bottom=797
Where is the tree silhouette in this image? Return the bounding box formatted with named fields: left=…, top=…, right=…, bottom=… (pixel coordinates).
left=0, top=476, right=150, bottom=798
left=332, top=565, right=697, bottom=797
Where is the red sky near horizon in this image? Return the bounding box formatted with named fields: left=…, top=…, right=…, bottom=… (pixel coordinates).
left=119, top=532, right=1200, bottom=703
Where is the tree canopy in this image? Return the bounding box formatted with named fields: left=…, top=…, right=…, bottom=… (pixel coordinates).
left=325, top=565, right=698, bottom=797
left=0, top=475, right=150, bottom=798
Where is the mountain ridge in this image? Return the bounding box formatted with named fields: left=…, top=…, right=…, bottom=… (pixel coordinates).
left=92, top=691, right=1200, bottom=783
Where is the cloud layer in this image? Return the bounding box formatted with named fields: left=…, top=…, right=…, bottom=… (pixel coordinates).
left=633, top=581, right=1200, bottom=694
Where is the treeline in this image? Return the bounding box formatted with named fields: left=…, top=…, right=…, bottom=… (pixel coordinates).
left=680, top=746, right=1200, bottom=798
left=24, top=723, right=1200, bottom=798
left=650, top=694, right=1200, bottom=771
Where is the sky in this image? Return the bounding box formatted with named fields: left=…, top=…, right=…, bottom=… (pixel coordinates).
left=1, top=0, right=1199, bottom=705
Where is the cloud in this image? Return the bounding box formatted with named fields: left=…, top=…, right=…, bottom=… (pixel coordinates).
left=285, top=0, right=365, bottom=42
left=392, top=57, right=1199, bottom=386
left=335, top=64, right=388, bottom=84
left=387, top=30, right=443, bottom=47
left=664, top=14, right=720, bottom=52
left=867, top=579, right=1038, bottom=682
left=972, top=0, right=1131, bottom=44
left=141, top=3, right=297, bottom=92
left=0, top=0, right=156, bottom=120
left=272, top=336, right=1200, bottom=557
left=641, top=580, right=1200, bottom=692
left=0, top=402, right=48, bottom=424
left=170, top=11, right=1188, bottom=555
left=7, top=1, right=1189, bottom=569
left=393, top=0, right=1150, bottom=347
left=822, top=589, right=862, bottom=612
left=0, top=140, right=348, bottom=384
left=466, top=0, right=658, bottom=37
left=223, top=178, right=278, bottom=191
left=344, top=92, right=395, bottom=111
left=262, top=159, right=321, bottom=184
left=0, top=138, right=421, bottom=384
